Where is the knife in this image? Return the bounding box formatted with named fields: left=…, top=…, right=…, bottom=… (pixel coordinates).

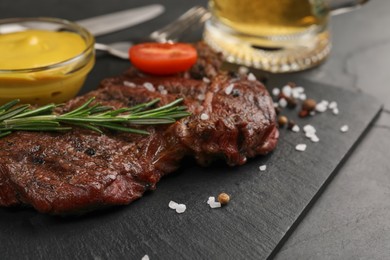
left=76, top=4, right=165, bottom=36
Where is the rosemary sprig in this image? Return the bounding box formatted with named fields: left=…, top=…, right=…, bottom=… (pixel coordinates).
left=0, top=98, right=190, bottom=138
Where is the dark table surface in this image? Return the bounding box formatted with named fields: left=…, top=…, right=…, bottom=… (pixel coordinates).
left=275, top=0, right=390, bottom=258
left=2, top=0, right=390, bottom=259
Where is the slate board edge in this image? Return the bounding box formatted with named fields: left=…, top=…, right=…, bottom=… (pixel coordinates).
left=267, top=104, right=383, bottom=260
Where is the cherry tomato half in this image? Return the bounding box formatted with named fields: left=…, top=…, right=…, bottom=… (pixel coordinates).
left=129, top=43, right=198, bottom=75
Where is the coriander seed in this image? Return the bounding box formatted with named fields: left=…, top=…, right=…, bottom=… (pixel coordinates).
left=302, top=98, right=317, bottom=111
left=218, top=193, right=230, bottom=205
left=278, top=115, right=288, bottom=126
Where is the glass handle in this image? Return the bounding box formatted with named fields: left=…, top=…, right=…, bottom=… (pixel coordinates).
left=327, top=0, right=370, bottom=16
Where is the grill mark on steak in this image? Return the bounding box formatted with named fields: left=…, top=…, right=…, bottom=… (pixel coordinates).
left=0, top=43, right=278, bottom=214
left=106, top=72, right=277, bottom=166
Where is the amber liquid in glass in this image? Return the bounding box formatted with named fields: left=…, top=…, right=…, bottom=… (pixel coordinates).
left=210, top=0, right=329, bottom=38
left=204, top=0, right=331, bottom=72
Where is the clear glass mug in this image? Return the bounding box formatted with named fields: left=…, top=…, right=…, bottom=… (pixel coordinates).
left=204, top=0, right=369, bottom=73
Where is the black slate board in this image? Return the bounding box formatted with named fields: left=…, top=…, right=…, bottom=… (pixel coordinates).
left=0, top=73, right=382, bottom=259
left=0, top=1, right=383, bottom=259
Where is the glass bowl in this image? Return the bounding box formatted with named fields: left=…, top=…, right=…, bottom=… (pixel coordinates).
left=0, top=17, right=95, bottom=105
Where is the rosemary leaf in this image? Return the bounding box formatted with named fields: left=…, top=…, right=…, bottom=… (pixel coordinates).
left=132, top=98, right=184, bottom=116
left=2, top=115, right=58, bottom=126
left=0, top=99, right=20, bottom=111
left=65, top=122, right=103, bottom=134
left=61, top=97, right=96, bottom=117
left=125, top=118, right=176, bottom=125
left=94, top=123, right=150, bottom=135
left=127, top=98, right=161, bottom=113
left=58, top=117, right=127, bottom=123
left=89, top=106, right=114, bottom=115
left=11, top=105, right=56, bottom=119
left=0, top=105, right=30, bottom=121
left=0, top=98, right=190, bottom=138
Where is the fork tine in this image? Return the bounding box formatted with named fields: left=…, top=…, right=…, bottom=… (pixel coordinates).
left=149, top=6, right=200, bottom=39
left=96, top=6, right=211, bottom=60
left=149, top=6, right=210, bottom=43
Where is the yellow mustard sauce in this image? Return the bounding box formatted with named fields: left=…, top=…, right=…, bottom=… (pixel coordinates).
left=0, top=29, right=94, bottom=105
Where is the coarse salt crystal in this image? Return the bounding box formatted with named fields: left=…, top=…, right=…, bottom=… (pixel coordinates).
left=157, top=85, right=165, bottom=91
left=200, top=113, right=209, bottom=120
left=160, top=90, right=168, bottom=95
left=282, top=85, right=292, bottom=97
left=272, top=88, right=280, bottom=96
left=273, top=102, right=279, bottom=108
left=169, top=200, right=178, bottom=209
left=303, top=124, right=316, bottom=134
left=294, top=86, right=305, bottom=93
left=197, top=93, right=205, bottom=101
left=238, top=66, right=249, bottom=75
left=247, top=73, right=257, bottom=81
left=310, top=135, right=320, bottom=143
left=209, top=201, right=222, bottom=208
left=225, top=84, right=235, bottom=95
left=295, top=144, right=307, bottom=152
left=279, top=98, right=287, bottom=108
left=328, top=101, right=338, bottom=109
left=106, top=174, right=117, bottom=180
left=310, top=111, right=316, bottom=116
left=142, top=255, right=150, bottom=260
left=315, top=102, right=327, bottom=112
left=207, top=196, right=215, bottom=205
left=299, top=93, right=307, bottom=101
left=176, top=204, right=186, bottom=214
left=292, top=90, right=301, bottom=99
left=203, top=77, right=211, bottom=83
left=143, top=82, right=155, bottom=92
left=259, top=165, right=267, bottom=171
left=292, top=125, right=300, bottom=132
left=340, top=125, right=349, bottom=133
left=321, top=100, right=329, bottom=106
left=332, top=108, right=339, bottom=115
left=305, top=132, right=316, bottom=139
left=207, top=197, right=221, bottom=208
left=123, top=81, right=136, bottom=87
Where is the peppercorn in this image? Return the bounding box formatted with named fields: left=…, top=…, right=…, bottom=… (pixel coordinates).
left=232, top=88, right=240, bottom=97
left=287, top=120, right=296, bottom=130
left=227, top=70, right=239, bottom=78
left=32, top=156, right=45, bottom=165
left=286, top=97, right=297, bottom=109
left=287, top=81, right=297, bottom=88
left=302, top=98, right=317, bottom=111
left=218, top=193, right=230, bottom=205
left=278, top=115, right=288, bottom=126
left=299, top=109, right=309, bottom=118
left=278, top=92, right=287, bottom=101
left=85, top=148, right=96, bottom=156
left=274, top=107, right=281, bottom=115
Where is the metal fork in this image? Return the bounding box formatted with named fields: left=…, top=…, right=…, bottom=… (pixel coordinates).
left=95, top=6, right=210, bottom=59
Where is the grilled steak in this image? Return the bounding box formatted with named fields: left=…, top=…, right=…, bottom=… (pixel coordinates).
left=0, top=43, right=278, bottom=214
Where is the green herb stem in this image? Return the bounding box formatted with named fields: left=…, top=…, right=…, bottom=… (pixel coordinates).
left=0, top=98, right=190, bottom=138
